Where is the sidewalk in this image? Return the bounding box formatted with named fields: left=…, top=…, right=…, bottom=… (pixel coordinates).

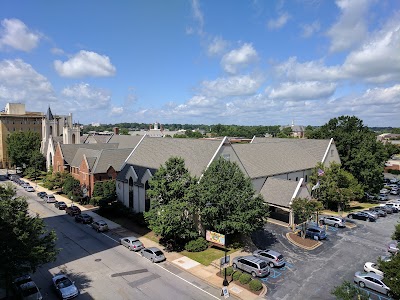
left=23, top=179, right=267, bottom=300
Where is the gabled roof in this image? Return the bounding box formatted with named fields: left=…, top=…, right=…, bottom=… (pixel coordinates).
left=59, top=143, right=118, bottom=165
left=107, top=135, right=143, bottom=149
left=71, top=148, right=102, bottom=168
left=233, top=138, right=331, bottom=178
left=85, top=156, right=97, bottom=170
left=259, top=177, right=301, bottom=208
left=80, top=134, right=89, bottom=143
left=91, top=148, right=133, bottom=173
left=124, top=137, right=222, bottom=178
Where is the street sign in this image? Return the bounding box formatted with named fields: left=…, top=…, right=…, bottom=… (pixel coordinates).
left=206, top=230, right=225, bottom=246
left=222, top=287, right=229, bottom=299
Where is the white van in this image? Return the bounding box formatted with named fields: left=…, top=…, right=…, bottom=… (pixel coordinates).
left=383, top=202, right=400, bottom=209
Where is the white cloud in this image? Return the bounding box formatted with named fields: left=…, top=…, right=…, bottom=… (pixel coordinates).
left=300, top=21, right=320, bottom=38
left=275, top=57, right=342, bottom=81
left=342, top=19, right=400, bottom=83
left=54, top=50, right=116, bottom=78
left=0, top=18, right=40, bottom=52
left=110, top=107, right=124, bottom=115
left=221, top=43, right=258, bottom=74
left=269, top=81, right=336, bottom=100
left=327, top=0, right=371, bottom=52
left=207, top=36, right=228, bottom=56
left=61, top=83, right=111, bottom=109
left=50, top=47, right=65, bottom=55
left=0, top=59, right=55, bottom=102
left=188, top=0, right=204, bottom=36
left=267, top=12, right=291, bottom=30
left=200, top=74, right=263, bottom=97
left=349, top=84, right=400, bottom=106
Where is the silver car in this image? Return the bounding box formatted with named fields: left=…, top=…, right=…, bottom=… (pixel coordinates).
left=353, top=271, right=390, bottom=296
left=52, top=274, right=79, bottom=299
left=120, top=236, right=144, bottom=251
left=252, top=249, right=285, bottom=268
left=45, top=194, right=57, bottom=203
left=140, top=247, right=166, bottom=263
left=232, top=255, right=270, bottom=278
left=320, top=216, right=346, bottom=228
left=91, top=220, right=109, bottom=232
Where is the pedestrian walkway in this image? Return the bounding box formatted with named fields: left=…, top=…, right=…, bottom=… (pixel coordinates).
left=19, top=176, right=267, bottom=300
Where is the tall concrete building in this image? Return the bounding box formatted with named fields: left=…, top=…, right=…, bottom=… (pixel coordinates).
left=0, top=103, right=43, bottom=168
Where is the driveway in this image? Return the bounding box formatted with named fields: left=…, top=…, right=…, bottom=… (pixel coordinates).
left=252, top=213, right=399, bottom=300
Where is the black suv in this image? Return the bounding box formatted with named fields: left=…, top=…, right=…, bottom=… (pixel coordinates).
left=66, top=205, right=81, bottom=216
left=75, top=213, right=93, bottom=224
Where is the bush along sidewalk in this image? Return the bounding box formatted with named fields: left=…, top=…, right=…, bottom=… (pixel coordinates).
left=218, top=267, right=264, bottom=294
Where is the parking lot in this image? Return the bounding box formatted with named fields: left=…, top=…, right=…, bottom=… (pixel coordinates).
left=252, top=210, right=399, bottom=300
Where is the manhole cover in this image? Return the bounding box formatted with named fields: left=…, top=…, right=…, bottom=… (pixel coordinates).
left=95, top=259, right=101, bottom=262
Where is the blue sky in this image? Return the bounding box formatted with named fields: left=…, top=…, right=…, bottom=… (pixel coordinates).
left=0, top=0, right=399, bottom=127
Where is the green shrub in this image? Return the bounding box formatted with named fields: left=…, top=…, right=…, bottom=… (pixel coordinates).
left=225, top=266, right=234, bottom=276
left=90, top=196, right=102, bottom=207
left=232, top=270, right=242, bottom=281
left=239, top=273, right=252, bottom=285
left=184, top=237, right=208, bottom=252
left=249, top=279, right=263, bottom=291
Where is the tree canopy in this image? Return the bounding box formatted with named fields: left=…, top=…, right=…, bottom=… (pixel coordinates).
left=291, top=197, right=323, bottom=235
left=311, top=162, right=363, bottom=211
left=379, top=248, right=400, bottom=298
left=331, top=280, right=369, bottom=300
left=144, top=157, right=199, bottom=247
left=0, top=183, right=58, bottom=294
left=197, top=157, right=269, bottom=238
left=307, top=116, right=393, bottom=193
left=6, top=131, right=42, bottom=170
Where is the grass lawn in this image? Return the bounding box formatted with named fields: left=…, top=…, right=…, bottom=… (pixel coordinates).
left=181, top=246, right=237, bottom=266
left=322, top=201, right=379, bottom=216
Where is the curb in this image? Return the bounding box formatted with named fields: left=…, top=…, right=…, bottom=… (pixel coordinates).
left=285, top=232, right=322, bottom=250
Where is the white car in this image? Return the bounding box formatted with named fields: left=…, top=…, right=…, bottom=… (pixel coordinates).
left=52, top=274, right=79, bottom=299
left=363, top=262, right=384, bottom=277
left=380, top=188, right=389, bottom=194
left=25, top=186, right=35, bottom=192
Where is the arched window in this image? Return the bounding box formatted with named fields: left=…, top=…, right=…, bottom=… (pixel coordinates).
left=129, top=177, right=134, bottom=210
left=49, top=125, right=53, bottom=136
left=72, top=133, right=76, bottom=144
left=145, top=181, right=150, bottom=212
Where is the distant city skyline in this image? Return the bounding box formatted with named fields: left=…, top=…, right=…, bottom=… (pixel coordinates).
left=0, top=1, right=399, bottom=126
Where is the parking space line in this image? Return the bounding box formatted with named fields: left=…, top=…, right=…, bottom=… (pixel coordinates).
left=357, top=285, right=392, bottom=300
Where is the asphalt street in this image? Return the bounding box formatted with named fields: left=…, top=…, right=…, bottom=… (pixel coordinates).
left=2, top=174, right=223, bottom=300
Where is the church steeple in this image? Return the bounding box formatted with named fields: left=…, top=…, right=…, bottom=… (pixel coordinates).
left=46, top=106, right=54, bottom=120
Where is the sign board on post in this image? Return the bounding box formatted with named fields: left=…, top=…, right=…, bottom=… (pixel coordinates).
left=206, top=230, right=225, bottom=247
left=220, top=255, right=230, bottom=268
left=222, top=287, right=229, bottom=298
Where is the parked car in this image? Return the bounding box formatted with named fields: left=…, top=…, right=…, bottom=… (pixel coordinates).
left=54, top=201, right=67, bottom=210
left=13, top=275, right=43, bottom=300
left=377, top=194, right=389, bottom=201
left=347, top=211, right=376, bottom=222
left=379, top=204, right=398, bottom=213
left=25, top=186, right=35, bottom=192
left=252, top=249, right=285, bottom=268
left=363, top=262, right=384, bottom=277
left=364, top=211, right=379, bottom=220
left=380, top=189, right=389, bottom=194
left=52, top=274, right=79, bottom=299
left=377, top=206, right=393, bottom=214
left=37, top=191, right=47, bottom=198
left=384, top=202, right=400, bottom=210
left=119, top=236, right=144, bottom=251
left=66, top=205, right=81, bottom=216
left=74, top=213, right=93, bottom=224
left=387, top=241, right=399, bottom=255
left=232, top=255, right=270, bottom=278
left=305, top=226, right=327, bottom=240
left=390, top=178, right=399, bottom=184
left=390, top=189, right=399, bottom=195
left=319, top=216, right=346, bottom=228
left=369, top=207, right=387, bottom=217
left=364, top=192, right=376, bottom=200
left=353, top=271, right=390, bottom=296
left=45, top=194, right=57, bottom=203
left=91, top=220, right=109, bottom=232
left=140, top=247, right=166, bottom=263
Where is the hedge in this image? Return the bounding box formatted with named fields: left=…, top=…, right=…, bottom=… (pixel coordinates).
left=239, top=273, right=252, bottom=285
left=249, top=279, right=263, bottom=291
left=225, top=266, right=234, bottom=276
left=232, top=270, right=242, bottom=281
left=184, top=237, right=208, bottom=252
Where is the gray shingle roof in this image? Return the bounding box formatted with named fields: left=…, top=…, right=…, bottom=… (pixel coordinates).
left=86, top=156, right=97, bottom=170
left=71, top=148, right=102, bottom=168
left=234, top=138, right=331, bottom=178
left=107, top=135, right=143, bottom=149
left=59, top=143, right=118, bottom=165
left=91, top=148, right=133, bottom=173
left=124, top=137, right=222, bottom=178
left=260, top=177, right=300, bottom=208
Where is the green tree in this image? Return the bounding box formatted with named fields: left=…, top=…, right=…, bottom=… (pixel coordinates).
left=6, top=131, right=41, bottom=170
left=119, top=128, right=130, bottom=135
left=311, top=163, right=363, bottom=211
left=331, top=280, right=369, bottom=300
left=92, top=181, right=105, bottom=198
left=277, top=126, right=293, bottom=138
left=379, top=254, right=400, bottom=299
left=62, top=174, right=81, bottom=195
left=392, top=223, right=400, bottom=241
left=197, top=157, right=269, bottom=238
left=0, top=183, right=58, bottom=295
left=291, top=197, right=323, bottom=236
left=144, top=157, right=199, bottom=248
left=308, top=116, right=390, bottom=194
